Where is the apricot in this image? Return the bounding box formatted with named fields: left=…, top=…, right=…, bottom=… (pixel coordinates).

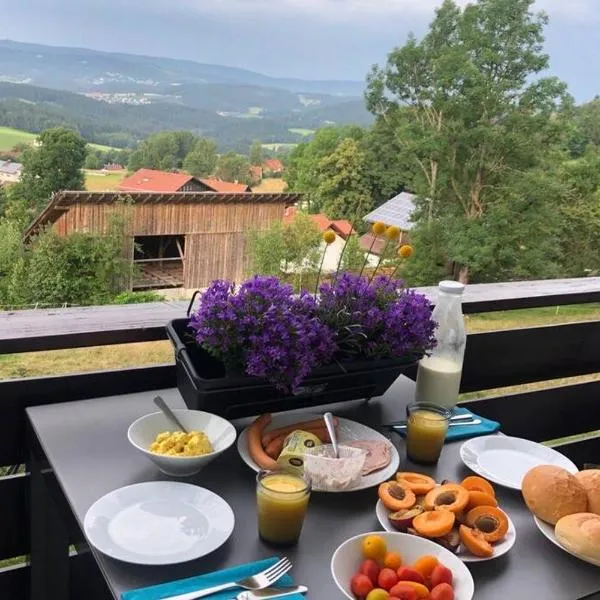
left=412, top=509, right=455, bottom=538
left=412, top=555, right=438, bottom=578
left=379, top=481, right=416, bottom=512
left=461, top=475, right=495, bottom=498
left=424, top=484, right=469, bottom=514
left=466, top=505, right=509, bottom=542
left=396, top=472, right=437, bottom=495
left=459, top=524, right=493, bottom=557
left=466, top=490, right=498, bottom=511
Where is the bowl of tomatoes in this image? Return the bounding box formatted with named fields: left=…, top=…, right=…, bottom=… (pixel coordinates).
left=331, top=531, right=474, bottom=600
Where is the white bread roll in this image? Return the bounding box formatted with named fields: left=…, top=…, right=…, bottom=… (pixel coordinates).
left=555, top=513, right=600, bottom=563
left=574, top=470, right=600, bottom=515
left=522, top=465, right=587, bottom=525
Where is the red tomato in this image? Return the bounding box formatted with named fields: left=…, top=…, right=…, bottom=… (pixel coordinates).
left=360, top=558, right=381, bottom=585
left=396, top=567, right=426, bottom=585
left=389, top=582, right=418, bottom=600
left=378, top=567, right=399, bottom=590
left=351, top=573, right=374, bottom=597
left=430, top=564, right=453, bottom=588
left=430, top=582, right=454, bottom=600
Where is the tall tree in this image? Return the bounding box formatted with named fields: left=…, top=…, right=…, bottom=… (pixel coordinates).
left=215, top=152, right=251, bottom=184
left=316, top=138, right=373, bottom=221
left=366, top=0, right=570, bottom=283
left=15, top=127, right=86, bottom=215
left=128, top=131, right=197, bottom=171
left=183, top=138, right=218, bottom=177
left=249, top=140, right=264, bottom=166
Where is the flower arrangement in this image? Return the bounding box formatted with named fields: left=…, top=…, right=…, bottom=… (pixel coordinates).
left=188, top=220, right=436, bottom=394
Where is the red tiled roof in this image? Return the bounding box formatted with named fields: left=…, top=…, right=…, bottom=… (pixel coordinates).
left=198, top=178, right=251, bottom=193
left=118, top=168, right=195, bottom=193
left=264, top=159, right=284, bottom=172
left=331, top=219, right=354, bottom=237
left=283, top=207, right=353, bottom=238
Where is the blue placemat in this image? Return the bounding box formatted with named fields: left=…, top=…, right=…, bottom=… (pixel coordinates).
left=121, top=557, right=300, bottom=600
left=394, top=407, right=500, bottom=442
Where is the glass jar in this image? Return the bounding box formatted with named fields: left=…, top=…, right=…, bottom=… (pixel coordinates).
left=405, top=402, right=451, bottom=465
left=415, top=280, right=466, bottom=408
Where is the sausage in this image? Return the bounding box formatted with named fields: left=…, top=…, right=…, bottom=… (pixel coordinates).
left=247, top=414, right=278, bottom=470
left=261, top=416, right=339, bottom=447
left=264, top=426, right=333, bottom=460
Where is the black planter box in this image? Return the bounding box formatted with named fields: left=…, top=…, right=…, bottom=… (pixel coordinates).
left=167, top=318, right=415, bottom=418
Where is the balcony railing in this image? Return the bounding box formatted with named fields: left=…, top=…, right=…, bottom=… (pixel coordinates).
left=1, top=277, right=600, bottom=599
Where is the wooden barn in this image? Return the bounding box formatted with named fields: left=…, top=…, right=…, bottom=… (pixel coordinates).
left=24, top=190, right=301, bottom=290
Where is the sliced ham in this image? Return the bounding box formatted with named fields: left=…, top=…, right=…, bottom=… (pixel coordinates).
left=346, top=440, right=391, bottom=475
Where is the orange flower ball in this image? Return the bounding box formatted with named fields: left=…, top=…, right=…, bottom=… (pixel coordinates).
left=385, top=225, right=401, bottom=241
left=398, top=244, right=414, bottom=258
left=322, top=230, right=337, bottom=245
left=372, top=221, right=387, bottom=235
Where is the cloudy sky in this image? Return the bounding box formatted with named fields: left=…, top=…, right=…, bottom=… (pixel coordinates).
left=1, top=0, right=599, bottom=100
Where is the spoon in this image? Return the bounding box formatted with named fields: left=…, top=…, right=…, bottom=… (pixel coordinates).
left=323, top=412, right=339, bottom=458
left=153, top=396, right=188, bottom=433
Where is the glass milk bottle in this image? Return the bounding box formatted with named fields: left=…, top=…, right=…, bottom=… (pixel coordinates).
left=415, top=281, right=466, bottom=409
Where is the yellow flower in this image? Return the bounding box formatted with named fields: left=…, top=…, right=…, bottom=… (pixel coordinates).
left=385, top=225, right=401, bottom=241
left=372, top=221, right=386, bottom=235
left=398, top=244, right=414, bottom=258
left=322, top=230, right=337, bottom=245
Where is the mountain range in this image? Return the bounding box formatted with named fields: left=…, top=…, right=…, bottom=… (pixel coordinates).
left=0, top=40, right=373, bottom=150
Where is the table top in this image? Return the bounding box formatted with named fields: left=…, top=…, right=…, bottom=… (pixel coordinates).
left=27, top=378, right=600, bottom=600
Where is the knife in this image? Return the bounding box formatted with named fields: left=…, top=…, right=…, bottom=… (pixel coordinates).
left=384, top=413, right=474, bottom=428
left=388, top=419, right=482, bottom=430
left=237, top=585, right=308, bottom=599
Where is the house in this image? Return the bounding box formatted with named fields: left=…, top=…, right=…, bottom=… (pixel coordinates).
left=360, top=191, right=418, bottom=255
left=118, top=169, right=250, bottom=194
left=25, top=190, right=302, bottom=290
left=103, top=163, right=125, bottom=171
left=263, top=159, right=284, bottom=176
left=249, top=166, right=263, bottom=184
left=0, top=160, right=23, bottom=183
left=283, top=207, right=354, bottom=272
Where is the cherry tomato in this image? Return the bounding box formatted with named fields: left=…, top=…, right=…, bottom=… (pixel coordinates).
left=360, top=558, right=381, bottom=585
left=430, top=564, right=453, bottom=588
left=388, top=583, right=418, bottom=600
left=396, top=567, right=425, bottom=585
left=351, top=573, right=374, bottom=597
left=430, top=582, right=454, bottom=600
left=378, top=567, right=399, bottom=591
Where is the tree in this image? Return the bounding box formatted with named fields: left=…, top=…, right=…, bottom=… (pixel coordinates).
left=84, top=151, right=102, bottom=170
left=128, top=131, right=197, bottom=171
left=15, top=127, right=87, bottom=215
left=215, top=152, right=251, bottom=184
left=366, top=0, right=570, bottom=283
left=316, top=138, right=373, bottom=221
left=183, top=138, right=218, bottom=177
left=249, top=140, right=264, bottom=166
left=340, top=234, right=365, bottom=272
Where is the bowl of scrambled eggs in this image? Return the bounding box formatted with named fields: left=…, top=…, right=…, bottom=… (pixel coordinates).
left=128, top=409, right=236, bottom=476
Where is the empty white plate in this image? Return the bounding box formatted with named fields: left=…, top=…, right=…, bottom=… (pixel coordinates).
left=84, top=481, right=234, bottom=564
left=375, top=499, right=517, bottom=563
left=460, top=435, right=578, bottom=490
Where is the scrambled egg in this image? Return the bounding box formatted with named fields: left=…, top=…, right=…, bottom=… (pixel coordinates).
left=150, top=431, right=213, bottom=457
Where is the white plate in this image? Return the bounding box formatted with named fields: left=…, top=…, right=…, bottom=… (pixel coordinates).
left=237, top=413, right=399, bottom=492
left=376, top=499, right=516, bottom=563
left=460, top=435, right=578, bottom=490
left=84, top=481, right=235, bottom=565
left=331, top=531, right=474, bottom=600
left=534, top=516, right=600, bottom=568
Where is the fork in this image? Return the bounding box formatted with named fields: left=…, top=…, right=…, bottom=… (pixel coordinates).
left=163, top=557, right=292, bottom=600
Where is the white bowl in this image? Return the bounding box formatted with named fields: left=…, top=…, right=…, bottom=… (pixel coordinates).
left=127, top=410, right=237, bottom=477
left=331, top=531, right=474, bottom=600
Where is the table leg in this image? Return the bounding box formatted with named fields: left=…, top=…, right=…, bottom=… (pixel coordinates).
left=29, top=432, right=70, bottom=600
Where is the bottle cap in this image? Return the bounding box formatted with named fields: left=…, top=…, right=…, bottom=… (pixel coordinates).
left=438, top=280, right=465, bottom=295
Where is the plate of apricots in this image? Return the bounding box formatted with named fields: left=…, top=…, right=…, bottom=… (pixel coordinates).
left=376, top=473, right=516, bottom=562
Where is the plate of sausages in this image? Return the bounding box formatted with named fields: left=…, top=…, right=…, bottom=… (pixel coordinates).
left=237, top=413, right=399, bottom=492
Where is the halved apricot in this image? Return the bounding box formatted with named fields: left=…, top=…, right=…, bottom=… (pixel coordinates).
left=396, top=472, right=437, bottom=495
left=379, top=481, right=416, bottom=512
left=460, top=475, right=495, bottom=498
left=412, top=509, right=455, bottom=538
left=466, top=506, right=509, bottom=542
left=424, top=484, right=469, bottom=514
left=459, top=524, right=493, bottom=557
left=466, top=490, right=498, bottom=511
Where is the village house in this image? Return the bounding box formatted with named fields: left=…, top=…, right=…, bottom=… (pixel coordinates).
left=25, top=190, right=301, bottom=290
left=263, top=158, right=284, bottom=176
left=0, top=160, right=23, bottom=184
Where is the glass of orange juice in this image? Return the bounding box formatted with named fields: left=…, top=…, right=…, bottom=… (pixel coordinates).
left=256, top=470, right=311, bottom=546
left=405, top=403, right=451, bottom=465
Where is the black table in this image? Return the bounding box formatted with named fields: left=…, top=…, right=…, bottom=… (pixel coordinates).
left=27, top=378, right=600, bottom=600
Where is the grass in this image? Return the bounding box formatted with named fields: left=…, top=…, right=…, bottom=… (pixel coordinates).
left=288, top=128, right=315, bottom=137
left=0, top=126, right=120, bottom=153
left=84, top=170, right=128, bottom=191
left=252, top=177, right=287, bottom=193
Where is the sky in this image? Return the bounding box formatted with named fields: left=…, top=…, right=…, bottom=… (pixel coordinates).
left=1, top=0, right=599, bottom=101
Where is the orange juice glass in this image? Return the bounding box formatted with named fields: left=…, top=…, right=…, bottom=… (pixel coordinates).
left=406, top=403, right=451, bottom=465
left=257, top=470, right=311, bottom=546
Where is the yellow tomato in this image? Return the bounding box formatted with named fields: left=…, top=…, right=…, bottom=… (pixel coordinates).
left=362, top=535, right=387, bottom=561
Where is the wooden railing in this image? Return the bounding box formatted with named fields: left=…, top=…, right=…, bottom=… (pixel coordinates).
left=2, top=277, right=600, bottom=599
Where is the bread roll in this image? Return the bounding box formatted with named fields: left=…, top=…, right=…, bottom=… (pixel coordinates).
left=522, top=465, right=587, bottom=525
left=555, top=513, right=600, bottom=563
left=574, top=470, right=600, bottom=515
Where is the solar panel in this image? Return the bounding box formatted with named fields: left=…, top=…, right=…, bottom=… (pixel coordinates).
left=363, top=192, right=418, bottom=230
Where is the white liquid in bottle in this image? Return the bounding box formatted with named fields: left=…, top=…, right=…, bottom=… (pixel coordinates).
left=415, top=355, right=463, bottom=409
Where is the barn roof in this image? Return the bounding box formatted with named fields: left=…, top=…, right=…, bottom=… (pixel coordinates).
left=363, top=191, right=419, bottom=231
left=118, top=168, right=196, bottom=192
left=199, top=178, right=251, bottom=193
left=24, top=190, right=303, bottom=241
